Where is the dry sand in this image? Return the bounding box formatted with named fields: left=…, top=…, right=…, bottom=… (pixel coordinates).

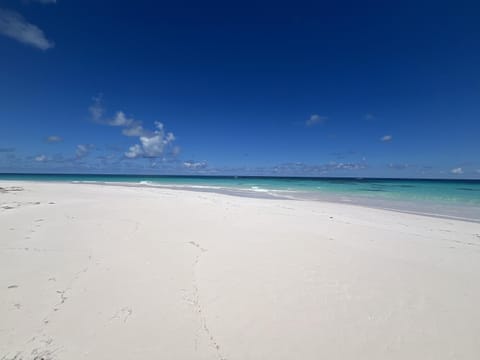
left=1, top=181, right=480, bottom=359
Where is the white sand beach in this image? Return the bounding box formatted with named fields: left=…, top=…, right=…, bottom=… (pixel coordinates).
left=1, top=181, right=480, bottom=359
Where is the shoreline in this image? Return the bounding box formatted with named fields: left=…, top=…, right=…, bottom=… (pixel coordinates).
left=2, top=179, right=479, bottom=223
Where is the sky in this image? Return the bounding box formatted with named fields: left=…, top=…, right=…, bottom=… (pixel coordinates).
left=0, top=0, right=479, bottom=178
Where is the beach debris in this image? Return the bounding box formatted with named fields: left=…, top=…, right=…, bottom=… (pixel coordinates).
left=7, top=284, right=19, bottom=289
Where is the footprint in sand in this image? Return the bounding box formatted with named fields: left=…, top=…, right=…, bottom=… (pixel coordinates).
left=188, top=241, right=207, bottom=252
left=110, top=307, right=133, bottom=323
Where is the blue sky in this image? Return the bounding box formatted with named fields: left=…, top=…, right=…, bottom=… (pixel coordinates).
left=0, top=0, right=479, bottom=178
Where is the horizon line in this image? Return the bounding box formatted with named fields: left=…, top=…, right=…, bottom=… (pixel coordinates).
left=1, top=172, right=479, bottom=181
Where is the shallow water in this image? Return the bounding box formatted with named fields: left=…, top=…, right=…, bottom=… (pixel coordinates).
left=1, top=174, right=479, bottom=221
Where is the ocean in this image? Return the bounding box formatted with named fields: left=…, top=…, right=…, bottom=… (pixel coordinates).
left=1, top=174, right=480, bottom=221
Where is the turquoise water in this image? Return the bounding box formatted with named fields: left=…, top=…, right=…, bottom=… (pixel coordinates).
left=1, top=173, right=480, bottom=205
left=1, top=174, right=480, bottom=220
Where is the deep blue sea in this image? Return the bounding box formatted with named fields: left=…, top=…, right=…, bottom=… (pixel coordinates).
left=1, top=174, right=480, bottom=220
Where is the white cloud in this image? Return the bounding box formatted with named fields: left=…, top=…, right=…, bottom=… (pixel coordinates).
left=183, top=161, right=207, bottom=170
left=0, top=8, right=54, bottom=50
left=46, top=135, right=62, bottom=143
left=172, top=146, right=181, bottom=156
left=451, top=167, right=463, bottom=175
left=89, top=95, right=104, bottom=122
left=125, top=144, right=143, bottom=159
left=122, top=122, right=145, bottom=137
left=35, top=154, right=47, bottom=162
left=388, top=163, right=408, bottom=170
left=364, top=113, right=375, bottom=120
left=90, top=97, right=137, bottom=130
left=305, top=114, right=327, bottom=127
left=381, top=135, right=392, bottom=142
left=132, top=122, right=175, bottom=158
left=109, top=111, right=134, bottom=127
left=76, top=144, right=94, bottom=159
left=139, top=135, right=163, bottom=157
left=89, top=97, right=177, bottom=159
left=328, top=162, right=365, bottom=170
left=254, top=161, right=367, bottom=176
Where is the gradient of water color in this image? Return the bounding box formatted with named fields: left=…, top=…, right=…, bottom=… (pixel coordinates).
left=1, top=174, right=479, bottom=221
